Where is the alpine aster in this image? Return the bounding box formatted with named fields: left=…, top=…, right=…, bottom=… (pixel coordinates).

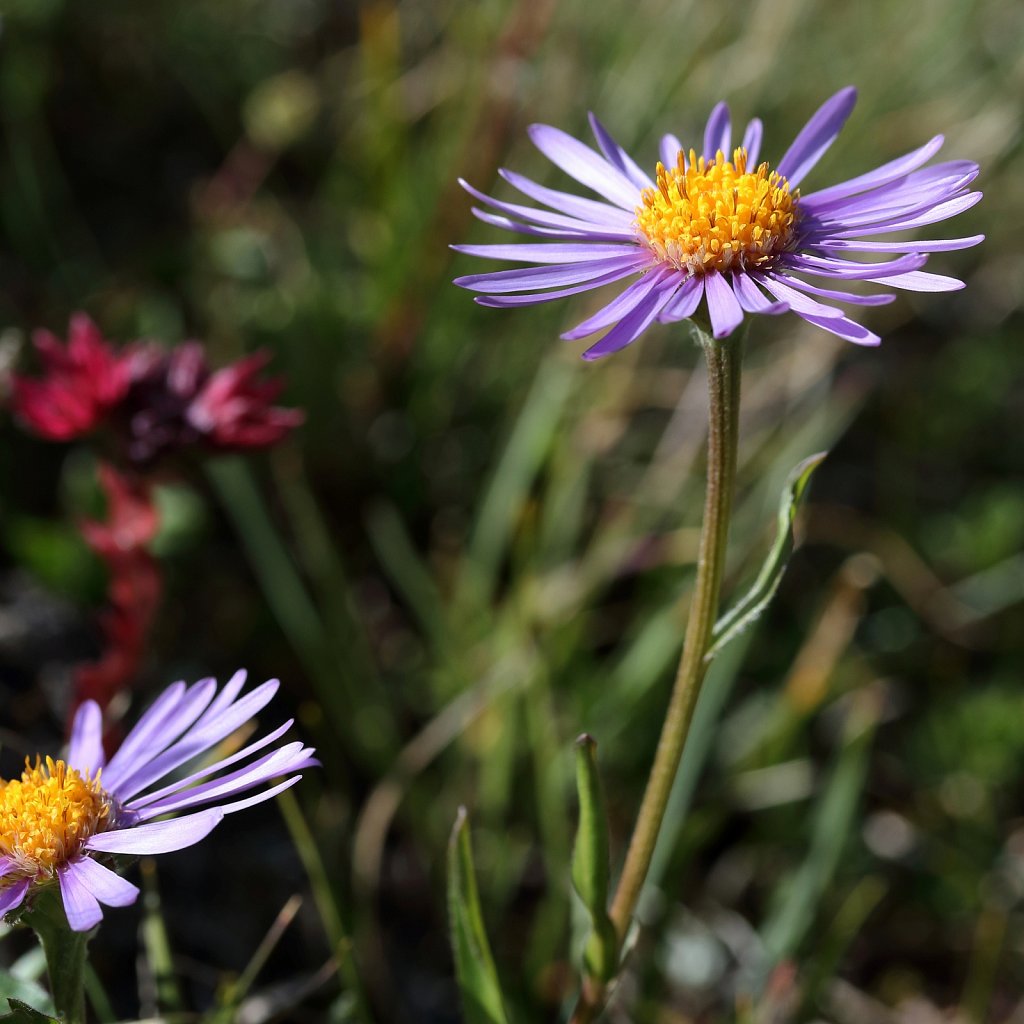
left=0, top=672, right=315, bottom=931
left=453, top=87, right=983, bottom=357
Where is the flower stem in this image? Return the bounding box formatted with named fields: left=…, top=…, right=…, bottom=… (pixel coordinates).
left=26, top=887, right=89, bottom=1024
left=571, top=325, right=742, bottom=1023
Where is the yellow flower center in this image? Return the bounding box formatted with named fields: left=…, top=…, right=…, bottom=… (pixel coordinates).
left=634, top=147, right=799, bottom=276
left=0, top=758, right=109, bottom=877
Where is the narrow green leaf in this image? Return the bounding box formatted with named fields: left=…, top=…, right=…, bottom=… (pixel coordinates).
left=756, top=696, right=878, bottom=986
left=571, top=735, right=617, bottom=982
left=0, top=1000, right=58, bottom=1024
left=707, top=451, right=827, bottom=659
left=447, top=808, right=510, bottom=1024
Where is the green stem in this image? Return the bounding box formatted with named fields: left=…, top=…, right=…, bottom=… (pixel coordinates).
left=26, top=887, right=89, bottom=1024
left=571, top=326, right=742, bottom=1023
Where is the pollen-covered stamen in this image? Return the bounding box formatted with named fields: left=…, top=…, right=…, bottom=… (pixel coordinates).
left=635, top=147, right=799, bottom=275
left=0, top=757, right=110, bottom=877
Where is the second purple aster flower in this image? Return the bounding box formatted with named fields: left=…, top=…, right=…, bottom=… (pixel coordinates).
left=453, top=87, right=983, bottom=356
left=0, top=672, right=316, bottom=932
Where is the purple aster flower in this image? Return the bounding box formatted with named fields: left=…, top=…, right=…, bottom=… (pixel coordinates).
left=0, top=672, right=316, bottom=932
left=453, top=87, right=983, bottom=357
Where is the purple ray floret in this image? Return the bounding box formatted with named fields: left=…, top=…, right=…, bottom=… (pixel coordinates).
left=453, top=87, right=983, bottom=357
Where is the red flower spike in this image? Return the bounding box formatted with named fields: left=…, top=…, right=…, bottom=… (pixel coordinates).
left=70, top=464, right=161, bottom=723
left=11, top=314, right=132, bottom=441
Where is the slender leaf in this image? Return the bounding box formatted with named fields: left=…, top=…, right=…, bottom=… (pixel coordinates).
left=755, top=697, right=878, bottom=988
left=447, top=809, right=510, bottom=1024
left=571, top=736, right=617, bottom=982
left=707, top=451, right=827, bottom=659
left=0, top=1000, right=58, bottom=1024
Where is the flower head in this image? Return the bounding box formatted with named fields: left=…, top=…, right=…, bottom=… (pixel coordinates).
left=186, top=351, right=306, bottom=450
left=10, top=314, right=133, bottom=439
left=120, top=343, right=304, bottom=462
left=0, top=672, right=315, bottom=931
left=453, top=87, right=983, bottom=356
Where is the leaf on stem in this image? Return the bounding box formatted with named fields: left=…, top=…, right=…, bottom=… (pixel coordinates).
left=571, top=735, right=618, bottom=982
left=0, top=1000, right=59, bottom=1024
left=447, top=808, right=510, bottom=1024
left=707, top=452, right=827, bottom=660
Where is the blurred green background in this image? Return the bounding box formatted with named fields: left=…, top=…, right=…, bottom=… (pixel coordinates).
left=0, top=0, right=1021, bottom=1021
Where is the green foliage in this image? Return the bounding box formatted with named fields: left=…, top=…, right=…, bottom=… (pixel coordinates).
left=447, top=809, right=510, bottom=1024
left=0, top=0, right=1017, bottom=1021
left=0, top=1000, right=58, bottom=1024
left=708, top=452, right=827, bottom=659
left=571, top=736, right=617, bottom=983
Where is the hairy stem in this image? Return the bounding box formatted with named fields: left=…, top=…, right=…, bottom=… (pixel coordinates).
left=27, top=887, right=89, bottom=1024
left=571, top=326, right=742, bottom=1023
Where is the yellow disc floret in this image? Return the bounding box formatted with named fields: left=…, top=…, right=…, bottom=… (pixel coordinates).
left=0, top=757, right=109, bottom=877
left=635, top=147, right=799, bottom=276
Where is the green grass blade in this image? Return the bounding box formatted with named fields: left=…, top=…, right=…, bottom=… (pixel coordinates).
left=448, top=808, right=511, bottom=1024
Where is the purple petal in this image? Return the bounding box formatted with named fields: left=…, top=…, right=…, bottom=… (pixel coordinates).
left=776, top=86, right=858, bottom=187
left=103, top=678, right=219, bottom=794
left=785, top=252, right=927, bottom=280
left=871, top=270, right=965, bottom=292
left=218, top=774, right=304, bottom=814
left=742, top=119, right=763, bottom=165
left=703, top=102, right=731, bottom=160
left=757, top=274, right=845, bottom=318
left=811, top=173, right=979, bottom=232
left=731, top=273, right=789, bottom=315
left=85, top=808, right=224, bottom=855
left=660, top=133, right=684, bottom=169
left=455, top=254, right=648, bottom=294
left=826, top=192, right=982, bottom=237
left=0, top=858, right=20, bottom=878
left=132, top=742, right=315, bottom=819
left=451, top=242, right=640, bottom=264
left=475, top=264, right=644, bottom=307
left=114, top=679, right=281, bottom=802
left=808, top=161, right=978, bottom=221
left=58, top=862, right=103, bottom=932
left=470, top=208, right=631, bottom=242
left=562, top=267, right=674, bottom=340
left=527, top=124, right=640, bottom=209
left=99, top=681, right=189, bottom=789
left=104, top=679, right=219, bottom=790
left=769, top=275, right=894, bottom=306
left=581, top=279, right=676, bottom=360
left=588, top=113, right=654, bottom=190
left=817, top=235, right=984, bottom=254
left=68, top=700, right=105, bottom=776
left=704, top=271, right=745, bottom=338
left=800, top=135, right=945, bottom=208
left=795, top=311, right=881, bottom=346
left=460, top=177, right=634, bottom=236
left=65, top=856, right=139, bottom=907
left=200, top=668, right=249, bottom=721
left=499, top=169, right=635, bottom=227
left=0, top=879, right=29, bottom=916
left=658, top=275, right=704, bottom=322
left=127, top=718, right=298, bottom=810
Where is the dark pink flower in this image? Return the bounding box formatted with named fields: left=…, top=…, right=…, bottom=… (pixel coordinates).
left=10, top=314, right=132, bottom=440
left=185, top=351, right=305, bottom=449
left=9, top=312, right=303, bottom=462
